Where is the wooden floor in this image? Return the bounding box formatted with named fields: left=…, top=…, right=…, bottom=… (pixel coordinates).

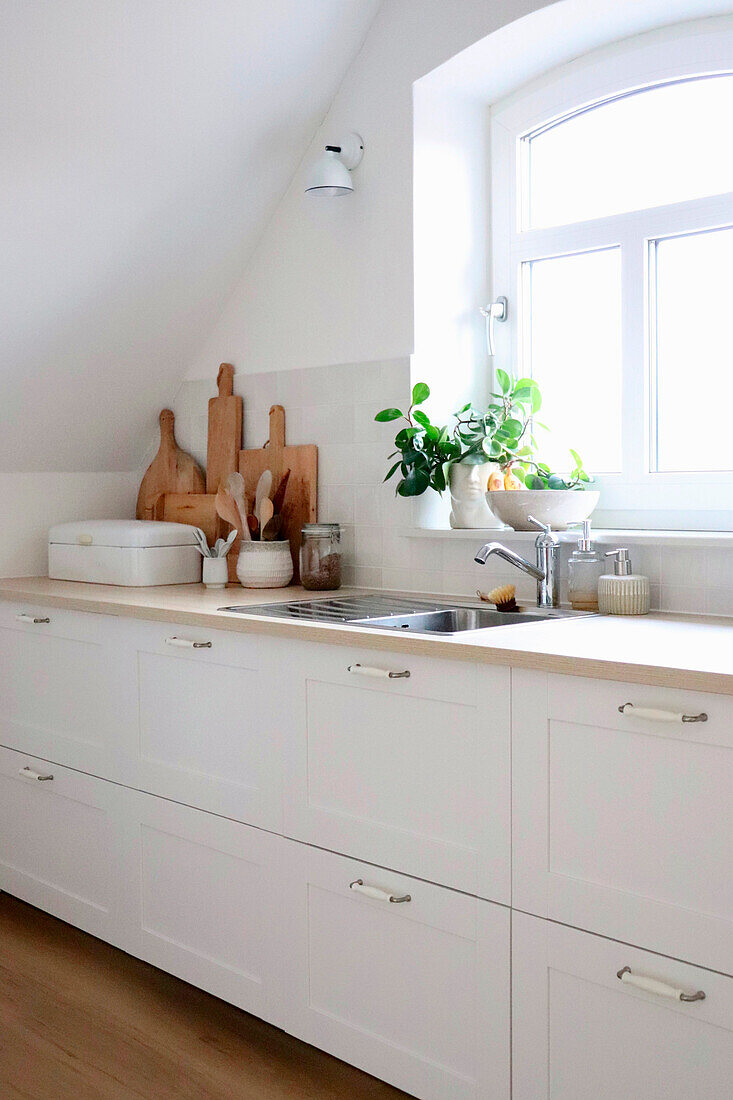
left=0, top=893, right=409, bottom=1099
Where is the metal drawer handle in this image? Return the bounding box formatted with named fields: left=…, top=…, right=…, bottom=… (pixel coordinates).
left=19, top=766, right=54, bottom=782
left=15, top=614, right=50, bottom=624
left=617, top=966, right=705, bottom=1002
left=618, top=702, right=707, bottom=724
left=349, top=879, right=411, bottom=904
left=165, top=637, right=213, bottom=649
left=347, top=663, right=410, bottom=680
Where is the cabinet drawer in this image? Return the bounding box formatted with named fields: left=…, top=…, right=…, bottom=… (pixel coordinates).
left=282, top=640, right=511, bottom=901
left=125, top=620, right=282, bottom=830
left=284, top=843, right=510, bottom=1100
left=0, top=744, right=127, bottom=943
left=125, top=790, right=287, bottom=1027
left=0, top=601, right=132, bottom=782
left=514, top=670, right=733, bottom=973
left=513, top=912, right=733, bottom=1100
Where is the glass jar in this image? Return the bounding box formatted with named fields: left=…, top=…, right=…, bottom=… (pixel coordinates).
left=300, top=524, right=342, bottom=591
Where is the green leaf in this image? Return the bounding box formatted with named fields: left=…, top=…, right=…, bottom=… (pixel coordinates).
left=531, top=387, right=542, bottom=413
left=432, top=465, right=446, bottom=493
left=424, top=423, right=440, bottom=441
left=569, top=448, right=583, bottom=468
left=375, top=408, right=403, bottom=422
left=412, top=409, right=431, bottom=429
left=383, top=461, right=400, bottom=482
left=525, top=473, right=546, bottom=490
left=398, top=466, right=431, bottom=496
left=454, top=402, right=472, bottom=415
left=395, top=426, right=420, bottom=447
left=495, top=368, right=511, bottom=395
left=503, top=418, right=523, bottom=437
left=462, top=450, right=488, bottom=465
left=548, top=474, right=567, bottom=490
left=412, top=382, right=430, bottom=405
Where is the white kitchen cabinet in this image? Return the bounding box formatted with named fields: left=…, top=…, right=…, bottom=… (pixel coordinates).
left=0, top=601, right=133, bottom=783
left=0, top=743, right=129, bottom=944
left=124, top=620, right=282, bottom=831
left=512, top=911, right=733, bottom=1100
left=125, top=788, right=288, bottom=1027
left=282, top=639, right=511, bottom=902
left=283, top=843, right=510, bottom=1100
left=513, top=669, right=733, bottom=974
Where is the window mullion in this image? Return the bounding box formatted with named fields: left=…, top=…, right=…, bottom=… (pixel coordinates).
left=619, top=224, right=647, bottom=486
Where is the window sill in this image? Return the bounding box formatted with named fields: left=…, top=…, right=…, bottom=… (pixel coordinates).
left=399, top=527, right=733, bottom=548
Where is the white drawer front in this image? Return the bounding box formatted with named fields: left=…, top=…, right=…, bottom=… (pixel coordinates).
left=284, top=843, right=510, bottom=1100
left=127, top=621, right=282, bottom=830
left=513, top=912, right=733, bottom=1100
left=127, top=791, right=288, bottom=1027
left=0, top=602, right=131, bottom=781
left=0, top=744, right=127, bottom=942
left=513, top=670, right=733, bottom=973
left=283, top=640, right=511, bottom=901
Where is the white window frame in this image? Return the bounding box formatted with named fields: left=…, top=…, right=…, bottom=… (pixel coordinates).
left=490, top=18, right=733, bottom=530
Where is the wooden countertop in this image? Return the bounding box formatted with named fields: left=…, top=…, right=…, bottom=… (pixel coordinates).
left=1, top=576, right=732, bottom=695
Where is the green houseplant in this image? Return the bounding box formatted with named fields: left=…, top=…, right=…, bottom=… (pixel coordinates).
left=375, top=373, right=592, bottom=497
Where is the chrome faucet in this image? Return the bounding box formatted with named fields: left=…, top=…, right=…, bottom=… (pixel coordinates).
left=474, top=516, right=559, bottom=608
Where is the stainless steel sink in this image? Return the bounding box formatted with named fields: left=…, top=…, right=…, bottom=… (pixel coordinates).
left=354, top=606, right=581, bottom=633
left=219, top=594, right=590, bottom=635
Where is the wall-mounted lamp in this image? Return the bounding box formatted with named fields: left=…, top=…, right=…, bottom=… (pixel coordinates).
left=305, top=132, right=364, bottom=196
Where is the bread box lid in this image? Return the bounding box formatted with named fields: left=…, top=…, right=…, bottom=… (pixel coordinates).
left=49, top=520, right=198, bottom=549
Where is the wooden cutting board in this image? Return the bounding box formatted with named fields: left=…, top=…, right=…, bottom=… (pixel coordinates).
left=239, top=405, right=317, bottom=582
left=206, top=363, right=242, bottom=494
left=153, top=493, right=220, bottom=546
left=136, top=410, right=205, bottom=520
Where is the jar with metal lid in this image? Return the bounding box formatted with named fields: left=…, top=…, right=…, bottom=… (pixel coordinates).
left=300, top=524, right=342, bottom=591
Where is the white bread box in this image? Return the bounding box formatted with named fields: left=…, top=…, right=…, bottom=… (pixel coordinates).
left=48, top=520, right=202, bottom=586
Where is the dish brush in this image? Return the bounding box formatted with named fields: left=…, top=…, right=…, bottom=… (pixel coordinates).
left=477, top=583, right=518, bottom=613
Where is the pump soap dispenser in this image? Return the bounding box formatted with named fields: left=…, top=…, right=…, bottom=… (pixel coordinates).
left=598, top=548, right=650, bottom=615
left=567, top=520, right=603, bottom=611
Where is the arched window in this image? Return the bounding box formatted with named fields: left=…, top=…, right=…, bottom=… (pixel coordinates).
left=491, top=19, right=733, bottom=528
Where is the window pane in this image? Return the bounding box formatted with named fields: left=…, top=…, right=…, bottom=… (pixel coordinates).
left=654, top=226, right=733, bottom=472
left=524, top=248, right=621, bottom=474
left=525, top=75, right=733, bottom=228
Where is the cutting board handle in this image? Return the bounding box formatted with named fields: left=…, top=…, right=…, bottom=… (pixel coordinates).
left=265, top=405, right=286, bottom=451
left=159, top=409, right=176, bottom=446
left=217, top=363, right=234, bottom=398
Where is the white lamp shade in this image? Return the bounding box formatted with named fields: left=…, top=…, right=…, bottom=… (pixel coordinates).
left=305, top=148, right=354, bottom=196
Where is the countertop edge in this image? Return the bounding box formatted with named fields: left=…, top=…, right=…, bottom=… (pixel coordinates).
left=1, top=579, right=732, bottom=696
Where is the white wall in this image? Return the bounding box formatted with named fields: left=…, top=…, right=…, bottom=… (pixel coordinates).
left=0, top=473, right=137, bottom=578
left=187, top=0, right=548, bottom=379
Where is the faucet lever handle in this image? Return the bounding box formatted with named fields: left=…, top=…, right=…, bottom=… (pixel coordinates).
left=528, top=514, right=551, bottom=534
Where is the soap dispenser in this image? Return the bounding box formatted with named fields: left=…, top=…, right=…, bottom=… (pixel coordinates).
left=598, top=548, right=650, bottom=615
left=567, top=521, right=604, bottom=611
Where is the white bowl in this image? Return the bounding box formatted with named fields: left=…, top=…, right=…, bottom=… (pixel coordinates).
left=487, top=489, right=600, bottom=531
left=236, top=540, right=293, bottom=588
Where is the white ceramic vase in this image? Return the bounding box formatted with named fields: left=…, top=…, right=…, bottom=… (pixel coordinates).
left=486, top=489, right=600, bottom=531
left=236, top=541, right=293, bottom=588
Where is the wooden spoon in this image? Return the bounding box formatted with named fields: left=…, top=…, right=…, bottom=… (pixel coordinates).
left=259, top=497, right=274, bottom=532
left=254, top=470, right=273, bottom=528
left=261, top=514, right=283, bottom=541
left=224, top=472, right=250, bottom=541
left=215, top=487, right=243, bottom=537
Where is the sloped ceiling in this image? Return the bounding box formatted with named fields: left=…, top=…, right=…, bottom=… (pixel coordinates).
left=0, top=0, right=380, bottom=471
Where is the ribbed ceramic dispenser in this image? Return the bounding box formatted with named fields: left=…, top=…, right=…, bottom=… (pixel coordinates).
left=598, top=548, right=650, bottom=616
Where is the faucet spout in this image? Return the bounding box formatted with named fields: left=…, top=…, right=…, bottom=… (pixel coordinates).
left=474, top=541, right=545, bottom=582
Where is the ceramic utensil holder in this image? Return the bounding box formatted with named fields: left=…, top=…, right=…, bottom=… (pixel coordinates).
left=202, top=557, right=229, bottom=589
left=236, top=540, right=293, bottom=588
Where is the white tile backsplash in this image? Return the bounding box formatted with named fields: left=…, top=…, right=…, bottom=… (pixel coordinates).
left=171, top=358, right=732, bottom=616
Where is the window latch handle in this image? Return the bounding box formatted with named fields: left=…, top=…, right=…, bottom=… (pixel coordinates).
left=479, top=296, right=508, bottom=357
